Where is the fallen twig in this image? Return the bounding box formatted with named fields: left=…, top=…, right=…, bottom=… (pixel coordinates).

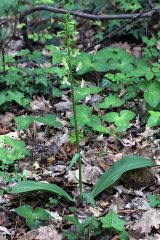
left=87, top=7, right=156, bottom=50
left=19, top=5, right=160, bottom=50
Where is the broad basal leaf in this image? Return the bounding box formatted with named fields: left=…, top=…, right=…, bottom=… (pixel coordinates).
left=32, top=207, right=51, bottom=221
left=91, top=155, right=154, bottom=198
left=7, top=180, right=73, bottom=201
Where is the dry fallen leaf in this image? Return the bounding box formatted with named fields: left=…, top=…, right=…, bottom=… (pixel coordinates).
left=132, top=208, right=160, bottom=234
left=30, top=97, right=51, bottom=111
left=157, top=39, right=160, bottom=50
left=0, top=235, right=7, bottom=240
left=66, top=164, right=102, bottom=185
left=0, top=226, right=11, bottom=235
left=54, top=100, right=72, bottom=112
left=0, top=125, right=9, bottom=135
left=0, top=112, right=14, bottom=125
left=18, top=226, right=62, bottom=240
left=129, top=197, right=150, bottom=211
left=33, top=161, right=40, bottom=170
left=36, top=226, right=62, bottom=240
left=18, top=229, right=38, bottom=240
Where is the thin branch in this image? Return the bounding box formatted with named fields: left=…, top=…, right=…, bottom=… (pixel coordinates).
left=87, top=7, right=154, bottom=50
left=20, top=5, right=158, bottom=21
left=19, top=5, right=160, bottom=50
left=148, top=0, right=154, bottom=8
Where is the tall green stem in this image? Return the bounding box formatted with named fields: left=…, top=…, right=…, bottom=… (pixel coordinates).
left=65, top=20, right=83, bottom=201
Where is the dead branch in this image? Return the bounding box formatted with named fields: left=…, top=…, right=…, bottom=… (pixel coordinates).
left=19, top=5, right=160, bottom=50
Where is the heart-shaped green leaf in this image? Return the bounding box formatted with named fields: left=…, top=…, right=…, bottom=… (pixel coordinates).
left=87, top=115, right=110, bottom=133
left=98, top=94, right=125, bottom=109
left=36, top=114, right=62, bottom=128
left=101, top=210, right=126, bottom=232
left=144, top=82, right=160, bottom=108
left=74, top=86, right=102, bottom=102
left=15, top=115, right=35, bottom=130
left=102, top=110, right=135, bottom=132
left=16, top=205, right=51, bottom=230
left=16, top=205, right=33, bottom=219
left=70, top=104, right=92, bottom=128
left=15, top=114, right=62, bottom=130
left=147, top=111, right=160, bottom=127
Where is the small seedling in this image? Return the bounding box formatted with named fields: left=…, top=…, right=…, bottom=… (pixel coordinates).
left=101, top=110, right=136, bottom=132
left=147, top=194, right=160, bottom=207
left=64, top=215, right=100, bottom=240
left=15, top=114, right=62, bottom=130
left=15, top=205, right=51, bottom=230
left=100, top=210, right=128, bottom=240
left=0, top=136, right=29, bottom=166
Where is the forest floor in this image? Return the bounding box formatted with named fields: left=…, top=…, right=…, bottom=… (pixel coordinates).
left=0, top=7, right=160, bottom=240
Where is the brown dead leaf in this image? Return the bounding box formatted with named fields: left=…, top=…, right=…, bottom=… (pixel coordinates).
left=132, top=208, right=160, bottom=234
left=18, top=226, right=62, bottom=240
left=132, top=46, right=142, bottom=58
left=0, top=125, right=9, bottom=135
left=30, top=97, right=51, bottom=111
left=0, top=226, right=11, bottom=235
left=9, top=39, right=23, bottom=51
left=36, top=226, right=62, bottom=240
left=54, top=100, right=72, bottom=112
left=76, top=164, right=102, bottom=184
left=48, top=128, right=69, bottom=147
left=129, top=233, right=160, bottom=240
left=0, top=214, right=5, bottom=226
left=0, top=235, right=7, bottom=240
left=47, top=156, right=56, bottom=166
left=157, top=40, right=160, bottom=50
left=18, top=229, right=38, bottom=240
left=110, top=41, right=131, bottom=54
left=0, top=112, right=14, bottom=125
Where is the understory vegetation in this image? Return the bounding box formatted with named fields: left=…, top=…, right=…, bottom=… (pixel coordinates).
left=0, top=0, right=160, bottom=239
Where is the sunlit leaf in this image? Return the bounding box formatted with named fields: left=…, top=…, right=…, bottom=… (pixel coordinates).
left=74, top=86, right=102, bottom=102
